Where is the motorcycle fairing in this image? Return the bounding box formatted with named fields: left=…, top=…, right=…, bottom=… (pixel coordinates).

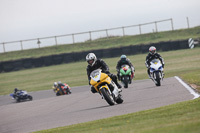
left=90, top=69, right=112, bottom=92
left=120, top=65, right=131, bottom=76
left=150, top=59, right=163, bottom=73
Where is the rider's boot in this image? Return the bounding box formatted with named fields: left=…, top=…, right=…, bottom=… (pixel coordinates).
left=116, top=82, right=122, bottom=89
left=113, top=81, right=122, bottom=92
left=163, top=72, right=165, bottom=78
left=117, top=84, right=122, bottom=92
left=117, top=73, right=120, bottom=81
left=109, top=73, right=122, bottom=91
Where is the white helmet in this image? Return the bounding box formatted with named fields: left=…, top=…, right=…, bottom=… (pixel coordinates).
left=149, top=46, right=156, bottom=55
left=54, top=82, right=58, bottom=87
left=86, top=53, right=97, bottom=66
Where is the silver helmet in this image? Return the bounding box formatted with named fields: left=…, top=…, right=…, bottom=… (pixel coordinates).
left=86, top=53, right=97, bottom=66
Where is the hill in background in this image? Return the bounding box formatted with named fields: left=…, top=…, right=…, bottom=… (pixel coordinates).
left=0, top=26, right=200, bottom=62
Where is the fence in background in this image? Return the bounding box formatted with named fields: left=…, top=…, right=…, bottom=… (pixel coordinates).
left=0, top=18, right=178, bottom=53
left=0, top=39, right=190, bottom=73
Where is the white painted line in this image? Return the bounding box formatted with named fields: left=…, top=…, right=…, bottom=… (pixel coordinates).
left=175, top=76, right=200, bottom=99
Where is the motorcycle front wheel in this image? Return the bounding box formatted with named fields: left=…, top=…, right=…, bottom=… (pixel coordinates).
left=101, top=87, right=115, bottom=106
left=121, top=76, right=128, bottom=88
left=16, top=97, right=20, bottom=102
left=28, top=95, right=33, bottom=101
left=155, top=72, right=161, bottom=86
left=124, top=76, right=129, bottom=88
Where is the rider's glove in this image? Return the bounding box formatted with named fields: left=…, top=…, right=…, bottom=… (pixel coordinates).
left=105, top=70, right=110, bottom=74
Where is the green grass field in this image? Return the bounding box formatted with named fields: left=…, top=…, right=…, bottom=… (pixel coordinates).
left=0, top=26, right=200, bottom=61
left=0, top=47, right=199, bottom=95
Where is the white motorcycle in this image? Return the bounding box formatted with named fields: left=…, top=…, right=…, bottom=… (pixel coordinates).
left=10, top=91, right=33, bottom=102
left=149, top=59, right=164, bottom=86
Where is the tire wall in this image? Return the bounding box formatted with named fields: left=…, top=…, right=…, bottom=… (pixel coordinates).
left=0, top=40, right=188, bottom=73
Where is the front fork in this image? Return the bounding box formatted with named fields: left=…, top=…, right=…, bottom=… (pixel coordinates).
left=150, top=71, right=163, bottom=84
left=99, top=85, right=112, bottom=99
left=99, top=83, right=119, bottom=100
left=151, top=71, right=163, bottom=79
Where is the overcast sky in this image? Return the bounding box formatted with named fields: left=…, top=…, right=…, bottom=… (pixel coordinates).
left=0, top=0, right=200, bottom=43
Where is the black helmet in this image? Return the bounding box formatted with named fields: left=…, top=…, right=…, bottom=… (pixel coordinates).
left=14, top=88, right=18, bottom=93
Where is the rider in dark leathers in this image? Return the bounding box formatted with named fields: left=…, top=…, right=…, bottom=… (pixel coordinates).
left=86, top=53, right=122, bottom=93
left=13, top=88, right=22, bottom=97
left=53, top=81, right=71, bottom=95
left=116, top=55, right=135, bottom=80
left=145, top=46, right=165, bottom=78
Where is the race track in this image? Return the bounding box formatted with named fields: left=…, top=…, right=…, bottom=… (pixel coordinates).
left=0, top=77, right=198, bottom=133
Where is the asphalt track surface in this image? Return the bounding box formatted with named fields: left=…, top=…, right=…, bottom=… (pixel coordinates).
left=0, top=77, right=198, bottom=133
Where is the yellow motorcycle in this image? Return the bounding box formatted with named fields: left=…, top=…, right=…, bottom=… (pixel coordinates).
left=90, top=69, right=123, bottom=106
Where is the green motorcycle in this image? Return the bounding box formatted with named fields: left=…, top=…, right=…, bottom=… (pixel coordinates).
left=119, top=65, right=133, bottom=88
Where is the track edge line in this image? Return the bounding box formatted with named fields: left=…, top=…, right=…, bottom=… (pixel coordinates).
left=174, top=76, right=200, bottom=99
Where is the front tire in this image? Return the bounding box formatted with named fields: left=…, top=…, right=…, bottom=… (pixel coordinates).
left=101, top=87, right=115, bottom=106
left=122, top=76, right=129, bottom=88
left=16, top=97, right=20, bottom=102
left=28, top=95, right=33, bottom=101
left=124, top=83, right=128, bottom=88
left=155, top=72, right=161, bottom=86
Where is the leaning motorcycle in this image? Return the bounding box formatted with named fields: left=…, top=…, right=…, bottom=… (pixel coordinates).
left=54, top=84, right=71, bottom=96
left=119, top=65, right=133, bottom=88
left=149, top=59, right=164, bottom=86
left=10, top=91, right=33, bottom=102
left=90, top=69, right=123, bottom=106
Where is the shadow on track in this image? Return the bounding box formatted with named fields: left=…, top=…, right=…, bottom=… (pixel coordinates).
left=72, top=105, right=112, bottom=113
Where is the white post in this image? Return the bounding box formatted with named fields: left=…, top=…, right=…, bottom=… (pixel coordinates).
left=187, top=17, right=190, bottom=28
left=20, top=41, right=23, bottom=50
